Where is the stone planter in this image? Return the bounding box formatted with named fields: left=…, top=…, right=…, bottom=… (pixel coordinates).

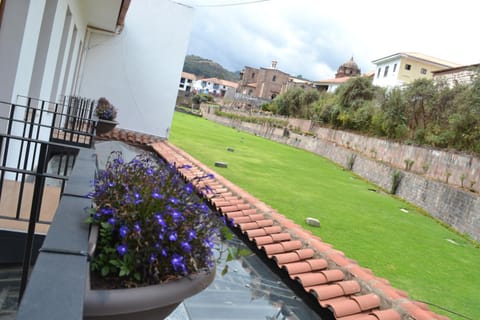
left=84, top=225, right=215, bottom=319
left=96, top=119, right=118, bottom=135
left=83, top=266, right=215, bottom=320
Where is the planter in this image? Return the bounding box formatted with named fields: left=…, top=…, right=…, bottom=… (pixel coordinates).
left=83, top=266, right=215, bottom=320
left=84, top=225, right=216, bottom=320
left=96, top=119, right=118, bottom=135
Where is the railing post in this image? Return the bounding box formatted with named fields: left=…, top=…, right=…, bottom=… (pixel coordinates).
left=19, top=142, right=48, bottom=301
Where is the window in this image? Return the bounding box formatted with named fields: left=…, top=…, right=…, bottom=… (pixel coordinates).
left=393, top=63, right=397, bottom=73
left=377, top=68, right=381, bottom=78
left=384, top=65, right=389, bottom=77
left=405, top=64, right=412, bottom=70
left=420, top=68, right=427, bottom=75
left=251, top=72, right=255, bottom=79
left=272, top=75, right=277, bottom=82
left=180, top=78, right=185, bottom=83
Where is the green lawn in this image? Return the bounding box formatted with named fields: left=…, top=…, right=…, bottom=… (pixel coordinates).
left=170, top=112, right=480, bottom=320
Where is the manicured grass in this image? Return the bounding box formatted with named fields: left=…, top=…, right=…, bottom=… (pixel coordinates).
left=170, top=112, right=480, bottom=320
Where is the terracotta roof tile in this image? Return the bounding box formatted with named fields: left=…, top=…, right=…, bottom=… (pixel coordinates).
left=145, top=140, right=446, bottom=320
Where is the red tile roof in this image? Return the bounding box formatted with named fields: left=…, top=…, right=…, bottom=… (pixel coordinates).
left=98, top=132, right=449, bottom=320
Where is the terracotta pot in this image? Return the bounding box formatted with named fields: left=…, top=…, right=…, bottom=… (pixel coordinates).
left=96, top=119, right=118, bottom=135
left=84, top=225, right=215, bottom=319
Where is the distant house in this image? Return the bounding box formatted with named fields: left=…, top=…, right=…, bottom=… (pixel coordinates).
left=432, top=63, right=480, bottom=87
left=179, top=72, right=196, bottom=92
left=372, top=52, right=461, bottom=88
left=315, top=77, right=351, bottom=93
left=237, top=61, right=290, bottom=100
left=193, top=77, right=238, bottom=97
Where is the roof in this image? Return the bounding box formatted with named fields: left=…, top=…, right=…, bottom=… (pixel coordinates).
left=199, top=77, right=239, bottom=89
left=101, top=129, right=451, bottom=320
left=372, top=52, right=461, bottom=68
left=181, top=72, right=197, bottom=80
left=431, top=63, right=480, bottom=75
left=315, top=77, right=352, bottom=85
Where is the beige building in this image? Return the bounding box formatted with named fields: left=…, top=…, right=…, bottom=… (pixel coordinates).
left=237, top=61, right=290, bottom=99
left=372, top=52, right=461, bottom=88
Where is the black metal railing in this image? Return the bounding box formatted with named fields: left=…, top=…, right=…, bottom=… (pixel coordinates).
left=0, top=96, right=96, bottom=299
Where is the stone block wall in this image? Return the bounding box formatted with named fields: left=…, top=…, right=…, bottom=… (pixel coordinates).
left=204, top=113, right=480, bottom=242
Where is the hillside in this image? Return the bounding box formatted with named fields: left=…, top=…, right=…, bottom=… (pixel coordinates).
left=183, top=55, right=240, bottom=81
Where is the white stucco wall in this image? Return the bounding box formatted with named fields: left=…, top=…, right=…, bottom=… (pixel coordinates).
left=77, top=0, right=194, bottom=138
left=372, top=57, right=403, bottom=88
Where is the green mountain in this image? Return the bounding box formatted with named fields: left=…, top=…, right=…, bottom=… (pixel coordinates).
left=183, top=55, right=240, bottom=82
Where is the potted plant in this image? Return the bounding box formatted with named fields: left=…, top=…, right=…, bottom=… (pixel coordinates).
left=94, top=97, right=118, bottom=135
left=84, top=151, right=218, bottom=319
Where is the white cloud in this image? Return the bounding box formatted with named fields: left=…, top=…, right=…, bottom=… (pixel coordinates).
left=183, top=0, right=479, bottom=80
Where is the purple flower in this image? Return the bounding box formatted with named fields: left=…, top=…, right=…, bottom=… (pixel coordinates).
left=133, top=222, right=141, bottom=233
left=154, top=214, right=166, bottom=227
left=117, top=244, right=128, bottom=256
left=169, top=232, right=178, bottom=242
left=149, top=253, right=157, bottom=264
left=134, top=192, right=142, bottom=204
left=146, top=168, right=154, bottom=175
left=169, top=196, right=179, bottom=205
left=107, top=217, right=116, bottom=225
left=181, top=241, right=191, bottom=252
left=187, top=230, right=196, bottom=241
left=171, top=210, right=183, bottom=222
left=119, top=225, right=129, bottom=238
left=171, top=254, right=186, bottom=273
left=184, top=183, right=193, bottom=194
left=152, top=191, right=163, bottom=199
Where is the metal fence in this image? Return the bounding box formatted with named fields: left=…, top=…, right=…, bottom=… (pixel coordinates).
left=0, top=96, right=95, bottom=298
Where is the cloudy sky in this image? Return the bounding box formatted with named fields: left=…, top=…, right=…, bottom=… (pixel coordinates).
left=178, top=0, right=478, bottom=81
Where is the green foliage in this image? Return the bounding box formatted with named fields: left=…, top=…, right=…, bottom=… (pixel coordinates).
left=336, top=76, right=376, bottom=111
left=183, top=55, right=239, bottom=81
left=192, top=93, right=214, bottom=105
left=390, top=170, right=402, bottom=194
left=214, top=110, right=288, bottom=128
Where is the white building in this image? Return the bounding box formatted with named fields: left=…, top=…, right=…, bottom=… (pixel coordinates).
left=179, top=72, right=197, bottom=92
left=371, top=52, right=461, bottom=89
left=193, top=77, right=239, bottom=97
left=0, top=0, right=194, bottom=138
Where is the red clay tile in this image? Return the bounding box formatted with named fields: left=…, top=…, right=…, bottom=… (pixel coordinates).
left=337, top=280, right=361, bottom=295
left=327, top=297, right=363, bottom=318
left=272, top=252, right=301, bottom=264
left=309, top=283, right=345, bottom=300
left=306, top=258, right=329, bottom=270
left=280, top=240, right=303, bottom=251
left=263, top=225, right=282, bottom=234
left=296, top=248, right=315, bottom=260
left=241, top=208, right=258, bottom=215
left=351, top=293, right=381, bottom=311
left=270, top=232, right=291, bottom=242
left=245, top=228, right=267, bottom=238
left=370, top=309, right=401, bottom=320
left=283, top=258, right=328, bottom=275
left=253, top=235, right=275, bottom=246
left=262, top=243, right=285, bottom=255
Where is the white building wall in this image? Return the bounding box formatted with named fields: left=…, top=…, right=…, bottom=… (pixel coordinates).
left=372, top=58, right=403, bottom=88
left=77, top=0, right=194, bottom=138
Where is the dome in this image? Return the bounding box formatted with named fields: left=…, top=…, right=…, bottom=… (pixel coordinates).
left=335, top=56, right=361, bottom=78
left=342, top=57, right=359, bottom=69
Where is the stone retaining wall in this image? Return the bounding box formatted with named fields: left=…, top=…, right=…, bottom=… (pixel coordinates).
left=203, top=113, right=480, bottom=242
